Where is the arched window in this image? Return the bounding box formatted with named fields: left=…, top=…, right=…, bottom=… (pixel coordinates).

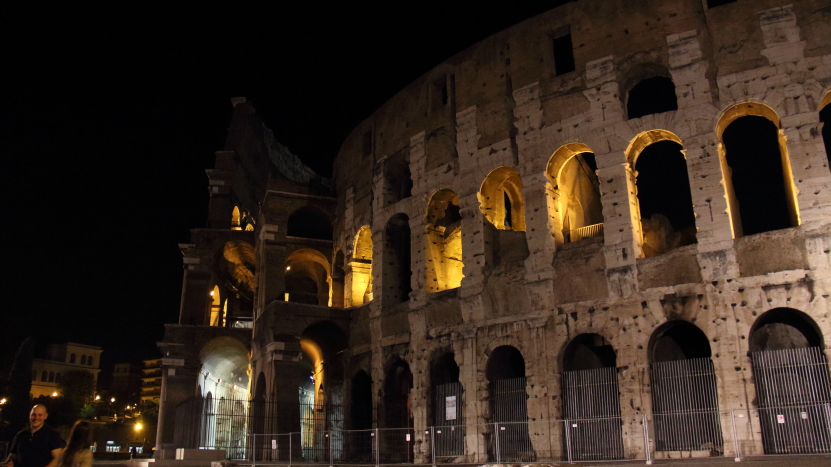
left=383, top=214, right=412, bottom=306
left=479, top=167, right=529, bottom=265
left=748, top=308, right=831, bottom=454
left=625, top=130, right=696, bottom=257
left=41, top=371, right=48, bottom=381
left=425, top=190, right=463, bottom=293
left=486, top=346, right=531, bottom=461
left=383, top=149, right=413, bottom=206
left=717, top=103, right=799, bottom=237
left=209, top=285, right=222, bottom=327
left=349, top=226, right=373, bottom=307
left=627, top=76, right=678, bottom=119
left=81, top=355, right=87, bottom=365
left=48, top=372, right=55, bottom=383
left=231, top=206, right=241, bottom=230
left=648, top=321, right=722, bottom=452
left=285, top=249, right=331, bottom=306
left=382, top=359, right=414, bottom=462
left=562, top=334, right=623, bottom=460
left=430, top=352, right=464, bottom=456
left=547, top=143, right=604, bottom=243
left=287, top=207, right=332, bottom=240
left=70, top=353, right=76, bottom=364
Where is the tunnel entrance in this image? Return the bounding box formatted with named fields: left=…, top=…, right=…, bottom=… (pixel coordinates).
left=381, top=359, right=414, bottom=463
left=749, top=308, right=831, bottom=454
left=347, top=370, right=374, bottom=462
left=431, top=352, right=464, bottom=457
left=562, top=334, right=623, bottom=460
left=487, top=346, right=533, bottom=462
left=648, top=321, right=723, bottom=453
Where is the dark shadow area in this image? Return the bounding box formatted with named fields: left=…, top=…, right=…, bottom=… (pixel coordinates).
left=287, top=207, right=333, bottom=240
left=723, top=116, right=792, bottom=236
left=486, top=346, right=526, bottom=380
left=383, top=214, right=412, bottom=306
left=628, top=77, right=678, bottom=119
left=649, top=321, right=711, bottom=363
left=384, top=149, right=413, bottom=206
left=821, top=104, right=831, bottom=170
left=636, top=141, right=697, bottom=256
left=750, top=307, right=824, bottom=352
left=563, top=333, right=616, bottom=371
left=350, top=370, right=372, bottom=430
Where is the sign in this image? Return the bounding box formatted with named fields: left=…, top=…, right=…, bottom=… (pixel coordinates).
left=271, top=440, right=277, bottom=450
left=572, top=424, right=577, bottom=428
left=777, top=414, right=785, bottom=424
left=405, top=434, right=411, bottom=442
left=445, top=396, right=457, bottom=421
left=801, top=412, right=808, bottom=420
left=162, top=358, right=185, bottom=367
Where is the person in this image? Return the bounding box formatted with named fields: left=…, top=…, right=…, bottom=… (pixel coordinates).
left=2, top=405, right=64, bottom=467
left=56, top=421, right=92, bottom=467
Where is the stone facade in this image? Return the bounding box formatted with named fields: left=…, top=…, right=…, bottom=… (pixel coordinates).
left=157, top=0, right=831, bottom=461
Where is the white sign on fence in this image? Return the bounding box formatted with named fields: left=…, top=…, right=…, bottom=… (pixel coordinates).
left=405, top=434, right=411, bottom=442
left=801, top=411, right=808, bottom=420
left=271, top=439, right=277, bottom=450
left=777, top=414, right=785, bottom=424
left=445, top=395, right=457, bottom=421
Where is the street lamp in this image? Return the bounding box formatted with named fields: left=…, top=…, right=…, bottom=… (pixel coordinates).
left=110, top=397, right=115, bottom=403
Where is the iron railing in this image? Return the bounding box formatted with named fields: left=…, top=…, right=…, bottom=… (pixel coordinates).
left=568, top=222, right=603, bottom=242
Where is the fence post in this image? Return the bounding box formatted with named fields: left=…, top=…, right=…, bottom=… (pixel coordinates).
left=289, top=432, right=292, bottom=467
left=730, top=410, right=741, bottom=462
left=563, top=420, right=574, bottom=464
left=329, top=431, right=333, bottom=467
left=642, top=414, right=651, bottom=465
left=494, top=422, right=500, bottom=466
left=375, top=428, right=380, bottom=467
left=430, top=426, right=436, bottom=467
left=250, top=434, right=255, bottom=467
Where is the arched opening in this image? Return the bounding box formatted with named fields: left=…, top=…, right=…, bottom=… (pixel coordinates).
left=382, top=359, right=414, bottom=463
left=383, top=150, right=413, bottom=206
left=219, top=241, right=256, bottom=327
left=648, top=321, right=722, bottom=453
left=430, top=352, right=464, bottom=458
left=348, top=370, right=373, bottom=461
left=425, top=189, right=463, bottom=293
left=486, top=346, right=532, bottom=461
left=285, top=249, right=331, bottom=306
left=231, top=206, right=241, bottom=230
left=562, top=334, right=623, bottom=460
left=717, top=103, right=799, bottom=237
left=348, top=226, right=373, bottom=307
left=383, top=214, right=412, bottom=306
left=299, top=321, right=349, bottom=461
left=748, top=308, right=831, bottom=454
left=479, top=167, right=530, bottom=265
left=209, top=285, right=222, bottom=326
left=625, top=131, right=697, bottom=257
left=627, top=76, right=678, bottom=119
left=547, top=144, right=604, bottom=243
left=820, top=94, right=831, bottom=170
left=287, top=207, right=333, bottom=240
left=330, top=251, right=345, bottom=308
left=195, top=337, right=249, bottom=454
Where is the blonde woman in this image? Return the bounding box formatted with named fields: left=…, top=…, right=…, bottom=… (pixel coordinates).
left=57, top=421, right=92, bottom=467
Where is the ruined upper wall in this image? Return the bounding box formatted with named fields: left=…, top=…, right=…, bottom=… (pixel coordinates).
left=331, top=0, right=830, bottom=207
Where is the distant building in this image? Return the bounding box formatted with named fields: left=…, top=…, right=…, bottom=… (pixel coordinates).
left=31, top=343, right=102, bottom=398
left=140, top=358, right=162, bottom=405
left=111, top=362, right=142, bottom=405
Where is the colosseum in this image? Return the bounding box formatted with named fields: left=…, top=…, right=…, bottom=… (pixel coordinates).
left=154, top=0, right=831, bottom=463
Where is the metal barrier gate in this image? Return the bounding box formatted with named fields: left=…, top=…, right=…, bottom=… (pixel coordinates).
left=562, top=367, right=624, bottom=461
left=650, top=357, right=724, bottom=453
left=490, top=377, right=534, bottom=462
left=751, top=346, right=831, bottom=454
left=433, top=382, right=464, bottom=457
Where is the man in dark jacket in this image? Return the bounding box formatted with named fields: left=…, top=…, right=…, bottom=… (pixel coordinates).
left=2, top=405, right=64, bottom=467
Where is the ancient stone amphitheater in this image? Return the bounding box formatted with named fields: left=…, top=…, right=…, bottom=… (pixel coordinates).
left=156, top=0, right=831, bottom=463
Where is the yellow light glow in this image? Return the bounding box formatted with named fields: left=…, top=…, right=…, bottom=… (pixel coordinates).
left=135, top=423, right=143, bottom=431
left=286, top=266, right=291, bottom=271
left=51, top=392, right=57, bottom=397
left=95, top=395, right=100, bottom=400
left=0, top=398, right=7, bottom=404
left=111, top=397, right=116, bottom=403
left=210, top=290, right=214, bottom=296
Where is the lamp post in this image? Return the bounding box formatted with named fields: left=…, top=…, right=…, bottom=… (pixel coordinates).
left=133, top=423, right=144, bottom=459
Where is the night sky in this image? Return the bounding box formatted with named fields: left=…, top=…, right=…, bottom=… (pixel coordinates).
left=0, top=1, right=571, bottom=374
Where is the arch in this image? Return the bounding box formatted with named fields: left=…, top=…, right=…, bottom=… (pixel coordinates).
left=479, top=166, right=526, bottom=231
left=300, top=320, right=349, bottom=397
left=430, top=351, right=464, bottom=455
left=561, top=333, right=623, bottom=460
left=48, top=371, right=54, bottom=383
left=209, top=285, right=222, bottom=326
left=547, top=143, right=604, bottom=243
left=717, top=102, right=799, bottom=237
left=749, top=307, right=824, bottom=353
left=647, top=321, right=722, bottom=452
left=199, top=336, right=249, bottom=400
left=486, top=346, right=531, bottom=460
left=70, top=353, right=76, bottom=364
left=425, top=189, right=464, bottom=293
left=231, top=206, right=241, bottom=230
left=820, top=91, right=831, bottom=171
left=381, top=358, right=414, bottom=462
left=486, top=346, right=525, bottom=381
left=624, top=129, right=683, bottom=167
left=747, top=308, right=831, bottom=454
left=221, top=241, right=257, bottom=296
left=287, top=206, right=333, bottom=240
left=348, top=226, right=373, bottom=307
left=80, top=355, right=87, bottom=365
left=383, top=214, right=412, bottom=306
left=627, top=76, right=678, bottom=119
left=383, top=149, right=413, bottom=205
left=41, top=371, right=47, bottom=381
left=285, top=248, right=331, bottom=306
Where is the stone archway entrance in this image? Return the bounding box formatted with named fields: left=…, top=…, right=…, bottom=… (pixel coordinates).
left=486, top=345, right=533, bottom=462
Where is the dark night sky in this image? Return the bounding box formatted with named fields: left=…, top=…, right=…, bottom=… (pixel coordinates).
left=0, top=1, right=572, bottom=374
